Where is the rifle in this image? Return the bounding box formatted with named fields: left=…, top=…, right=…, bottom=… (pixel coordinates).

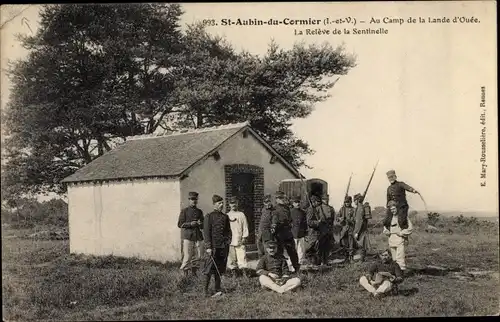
left=336, top=173, right=353, bottom=225
left=298, top=175, right=314, bottom=210
left=345, top=172, right=353, bottom=199
left=341, top=172, right=353, bottom=208
left=362, top=160, right=379, bottom=200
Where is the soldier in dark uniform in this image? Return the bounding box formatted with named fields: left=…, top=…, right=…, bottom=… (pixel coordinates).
left=290, top=195, right=308, bottom=265
left=257, top=194, right=274, bottom=258
left=384, top=170, right=419, bottom=231
left=321, top=194, right=335, bottom=259
left=177, top=191, right=204, bottom=276
left=202, top=194, right=232, bottom=297
left=353, top=193, right=369, bottom=262
left=271, top=191, right=300, bottom=273
left=306, top=195, right=333, bottom=266
left=335, top=196, right=356, bottom=261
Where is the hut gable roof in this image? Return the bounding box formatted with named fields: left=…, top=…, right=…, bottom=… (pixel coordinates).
left=61, top=122, right=301, bottom=184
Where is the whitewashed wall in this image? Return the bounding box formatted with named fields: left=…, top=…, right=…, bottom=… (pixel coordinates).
left=68, top=178, right=181, bottom=262
left=180, top=132, right=297, bottom=213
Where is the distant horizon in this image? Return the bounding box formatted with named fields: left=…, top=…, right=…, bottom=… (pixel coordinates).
left=31, top=192, right=499, bottom=218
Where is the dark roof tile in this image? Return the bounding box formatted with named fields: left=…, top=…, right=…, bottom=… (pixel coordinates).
left=62, top=124, right=245, bottom=183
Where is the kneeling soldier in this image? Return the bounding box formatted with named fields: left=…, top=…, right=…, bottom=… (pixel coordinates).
left=256, top=240, right=302, bottom=294
left=359, top=249, right=403, bottom=297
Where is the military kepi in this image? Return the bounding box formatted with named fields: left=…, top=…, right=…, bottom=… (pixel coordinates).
left=386, top=169, right=396, bottom=177
left=353, top=193, right=363, bottom=201
left=188, top=191, right=199, bottom=200
left=387, top=200, right=398, bottom=207
left=212, top=194, right=223, bottom=203
left=344, top=196, right=352, bottom=202
left=264, top=194, right=272, bottom=202
left=292, top=195, right=301, bottom=202
left=265, top=240, right=278, bottom=247
left=229, top=196, right=239, bottom=204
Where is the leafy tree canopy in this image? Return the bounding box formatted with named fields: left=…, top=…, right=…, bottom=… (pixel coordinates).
left=1, top=3, right=357, bottom=202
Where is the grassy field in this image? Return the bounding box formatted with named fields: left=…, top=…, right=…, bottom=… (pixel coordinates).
left=2, top=215, right=499, bottom=320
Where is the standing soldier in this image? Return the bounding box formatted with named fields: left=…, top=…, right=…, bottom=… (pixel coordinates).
left=321, top=194, right=335, bottom=258
left=353, top=193, right=369, bottom=262
left=271, top=191, right=301, bottom=273
left=383, top=200, right=414, bottom=272
left=177, top=191, right=204, bottom=276
left=202, top=195, right=231, bottom=297
left=385, top=170, right=419, bottom=233
left=335, top=196, right=356, bottom=261
left=290, top=195, right=308, bottom=265
left=227, top=196, right=250, bottom=277
left=306, top=195, right=334, bottom=266
left=257, top=194, right=274, bottom=258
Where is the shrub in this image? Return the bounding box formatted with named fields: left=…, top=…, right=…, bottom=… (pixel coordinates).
left=2, top=198, right=68, bottom=228
left=427, top=212, right=441, bottom=226
left=453, top=214, right=481, bottom=227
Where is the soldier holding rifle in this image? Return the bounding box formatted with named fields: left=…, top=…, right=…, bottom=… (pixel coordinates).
left=336, top=195, right=355, bottom=262
left=352, top=193, right=369, bottom=261
left=352, top=161, right=378, bottom=261
left=306, top=195, right=334, bottom=266
left=333, top=174, right=355, bottom=261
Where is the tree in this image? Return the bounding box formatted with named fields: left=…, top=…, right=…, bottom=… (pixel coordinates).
left=2, top=4, right=185, bottom=200
left=166, top=28, right=356, bottom=167
left=2, top=4, right=357, bottom=200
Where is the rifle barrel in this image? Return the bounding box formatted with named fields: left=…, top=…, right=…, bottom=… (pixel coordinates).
left=363, top=160, right=379, bottom=199
left=345, top=173, right=353, bottom=198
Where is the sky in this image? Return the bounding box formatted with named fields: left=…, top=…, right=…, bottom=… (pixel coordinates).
left=1, top=3, right=498, bottom=213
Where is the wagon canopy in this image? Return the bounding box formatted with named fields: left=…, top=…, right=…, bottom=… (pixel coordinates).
left=279, top=178, right=328, bottom=209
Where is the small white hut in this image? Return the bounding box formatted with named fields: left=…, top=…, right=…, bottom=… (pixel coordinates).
left=61, top=122, right=301, bottom=263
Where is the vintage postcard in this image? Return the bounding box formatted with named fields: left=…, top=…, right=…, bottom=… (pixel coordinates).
left=1, top=1, right=498, bottom=319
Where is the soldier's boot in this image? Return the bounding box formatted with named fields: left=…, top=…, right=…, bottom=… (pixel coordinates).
left=183, top=269, right=190, bottom=277
left=243, top=268, right=253, bottom=278
left=229, top=268, right=241, bottom=278
left=359, top=250, right=366, bottom=262
left=347, top=250, right=354, bottom=263
left=191, top=267, right=198, bottom=277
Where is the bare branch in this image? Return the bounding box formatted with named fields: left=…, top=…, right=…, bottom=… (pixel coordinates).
left=0, top=5, right=31, bottom=30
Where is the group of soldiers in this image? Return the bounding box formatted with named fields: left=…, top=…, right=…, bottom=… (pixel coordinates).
left=177, top=169, right=420, bottom=297
left=256, top=191, right=371, bottom=271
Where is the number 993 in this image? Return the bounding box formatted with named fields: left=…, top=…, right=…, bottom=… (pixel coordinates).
left=202, top=19, right=217, bottom=26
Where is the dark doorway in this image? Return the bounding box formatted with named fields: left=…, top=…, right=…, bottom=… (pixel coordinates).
left=231, top=173, right=256, bottom=244
left=310, top=182, right=325, bottom=198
